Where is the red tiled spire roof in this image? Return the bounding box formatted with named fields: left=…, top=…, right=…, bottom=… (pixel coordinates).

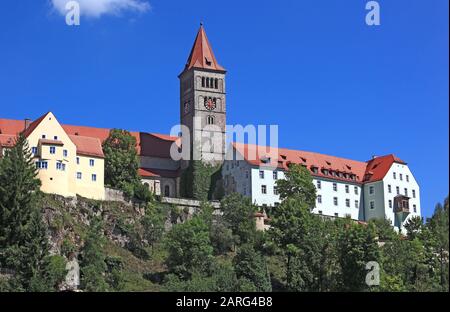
left=184, top=24, right=225, bottom=72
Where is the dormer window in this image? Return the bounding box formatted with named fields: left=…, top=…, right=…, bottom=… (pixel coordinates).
left=205, top=57, right=212, bottom=66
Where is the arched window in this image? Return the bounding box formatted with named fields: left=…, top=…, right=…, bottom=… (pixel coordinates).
left=201, top=77, right=205, bottom=87
left=207, top=115, right=215, bottom=125
left=164, top=185, right=170, bottom=197
left=215, top=78, right=218, bottom=89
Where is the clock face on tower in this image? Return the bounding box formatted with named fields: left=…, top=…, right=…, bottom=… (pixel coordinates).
left=204, top=97, right=217, bottom=111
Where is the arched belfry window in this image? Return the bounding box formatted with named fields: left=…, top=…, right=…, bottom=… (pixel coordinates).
left=215, top=78, right=218, bottom=89
left=201, top=77, right=205, bottom=88
left=207, top=115, right=215, bottom=125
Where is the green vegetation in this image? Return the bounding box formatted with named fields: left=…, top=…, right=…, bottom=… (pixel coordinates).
left=0, top=137, right=448, bottom=292
left=103, top=129, right=152, bottom=202
left=180, top=160, right=222, bottom=200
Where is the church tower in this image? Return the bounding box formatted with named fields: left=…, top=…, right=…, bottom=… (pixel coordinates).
left=179, top=24, right=226, bottom=166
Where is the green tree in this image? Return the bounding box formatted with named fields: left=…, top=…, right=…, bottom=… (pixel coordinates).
left=275, top=164, right=316, bottom=208
left=141, top=203, right=166, bottom=253
left=221, top=193, right=258, bottom=246
left=427, top=198, right=449, bottom=291
left=0, top=134, right=50, bottom=291
left=103, top=129, right=146, bottom=200
left=369, top=218, right=398, bottom=242
left=404, top=216, right=423, bottom=240
left=80, top=217, right=109, bottom=292
left=337, top=222, right=380, bottom=291
left=164, top=214, right=214, bottom=278
left=233, top=244, right=272, bottom=292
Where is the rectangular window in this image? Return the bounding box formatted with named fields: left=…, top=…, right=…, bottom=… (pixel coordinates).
left=54, top=136, right=58, bottom=140
left=243, top=187, right=247, bottom=195
left=333, top=197, right=338, bottom=206
left=355, top=200, right=359, bottom=208
left=354, top=186, right=358, bottom=195
left=412, top=190, right=416, bottom=198
left=274, top=186, right=279, bottom=195
left=89, top=159, right=95, bottom=167
left=413, top=204, right=417, bottom=213
left=317, top=195, right=322, bottom=204
left=273, top=171, right=278, bottom=180
left=245, top=171, right=249, bottom=179
left=333, top=183, right=337, bottom=192
left=396, top=186, right=400, bottom=195
left=404, top=188, right=408, bottom=197
left=345, top=185, right=349, bottom=193
left=32, top=147, right=37, bottom=154
left=370, top=201, right=375, bottom=210
left=389, top=200, right=392, bottom=208
left=318, top=210, right=323, bottom=215
left=77, top=172, right=82, bottom=180
left=393, top=172, right=396, bottom=179
left=261, top=185, right=267, bottom=194
left=259, top=171, right=264, bottom=179
left=56, top=162, right=66, bottom=171
left=400, top=174, right=403, bottom=181
left=406, top=175, right=409, bottom=182
left=334, top=213, right=339, bottom=217
left=35, top=161, right=48, bottom=170
left=63, top=150, right=68, bottom=157
left=76, top=157, right=80, bottom=165
left=317, top=180, right=321, bottom=189
left=346, top=199, right=350, bottom=207
left=388, top=185, right=392, bottom=193
left=92, top=174, right=97, bottom=182
left=50, top=146, right=56, bottom=154
left=369, top=186, right=374, bottom=195
left=42, top=135, right=46, bottom=139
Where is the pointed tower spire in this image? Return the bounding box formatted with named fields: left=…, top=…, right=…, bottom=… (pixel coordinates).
left=184, top=24, right=225, bottom=72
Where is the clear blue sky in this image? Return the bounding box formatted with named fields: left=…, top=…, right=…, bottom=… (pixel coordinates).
left=0, top=0, right=448, bottom=217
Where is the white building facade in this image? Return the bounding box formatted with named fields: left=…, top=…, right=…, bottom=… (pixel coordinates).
left=223, top=143, right=421, bottom=232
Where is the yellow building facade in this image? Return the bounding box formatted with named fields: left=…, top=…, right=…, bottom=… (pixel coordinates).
left=1, top=112, right=105, bottom=200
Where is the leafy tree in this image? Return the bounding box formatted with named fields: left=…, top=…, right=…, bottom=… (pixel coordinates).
left=141, top=203, right=166, bottom=253
left=275, top=164, right=316, bottom=208
left=80, top=217, right=109, bottom=291
left=0, top=134, right=50, bottom=291
left=369, top=218, right=397, bottom=242
left=337, top=222, right=380, bottom=291
left=103, top=129, right=151, bottom=201
left=270, top=197, right=340, bottom=291
left=163, top=262, right=238, bottom=292
left=427, top=198, right=449, bottom=291
left=29, top=255, right=67, bottom=292
left=233, top=244, right=271, bottom=292
left=164, top=214, right=214, bottom=278
left=404, top=216, right=423, bottom=240
left=221, top=193, right=258, bottom=246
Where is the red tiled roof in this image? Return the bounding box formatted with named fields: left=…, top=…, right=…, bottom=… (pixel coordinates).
left=69, top=135, right=104, bottom=158
left=232, top=143, right=405, bottom=184
left=139, top=167, right=180, bottom=178
left=0, top=118, right=179, bottom=159
left=183, top=24, right=225, bottom=72
left=363, top=154, right=406, bottom=183
left=22, top=112, right=49, bottom=138
left=0, top=134, right=15, bottom=147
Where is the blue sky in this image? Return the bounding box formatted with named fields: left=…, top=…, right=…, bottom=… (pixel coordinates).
left=0, top=0, right=448, bottom=217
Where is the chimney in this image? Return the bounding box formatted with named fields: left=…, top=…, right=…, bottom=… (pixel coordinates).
left=24, top=118, right=31, bottom=130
